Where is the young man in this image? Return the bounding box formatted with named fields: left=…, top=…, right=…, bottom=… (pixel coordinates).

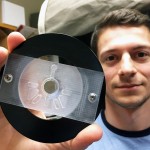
left=88, top=8, right=150, bottom=149
left=0, top=8, right=149, bottom=149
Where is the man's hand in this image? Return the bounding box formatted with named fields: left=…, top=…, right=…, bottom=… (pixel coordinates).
left=0, top=31, right=26, bottom=67
left=0, top=32, right=102, bottom=150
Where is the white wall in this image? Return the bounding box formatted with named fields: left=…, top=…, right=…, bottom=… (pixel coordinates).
left=5, top=0, right=44, bottom=26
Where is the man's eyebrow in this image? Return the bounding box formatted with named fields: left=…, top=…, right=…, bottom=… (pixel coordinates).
left=132, top=45, right=150, bottom=50
left=99, top=49, right=117, bottom=56
left=100, top=45, right=150, bottom=54
left=98, top=49, right=118, bottom=60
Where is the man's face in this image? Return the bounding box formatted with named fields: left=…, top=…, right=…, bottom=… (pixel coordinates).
left=97, top=26, right=150, bottom=108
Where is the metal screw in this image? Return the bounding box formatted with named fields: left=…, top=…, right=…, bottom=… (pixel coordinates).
left=88, top=93, right=97, bottom=103
left=4, top=74, right=13, bottom=83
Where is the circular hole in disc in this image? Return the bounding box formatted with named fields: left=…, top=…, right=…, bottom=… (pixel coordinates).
left=44, top=79, right=58, bottom=94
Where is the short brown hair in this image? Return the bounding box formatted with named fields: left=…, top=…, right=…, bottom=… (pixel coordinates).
left=91, top=9, right=150, bottom=54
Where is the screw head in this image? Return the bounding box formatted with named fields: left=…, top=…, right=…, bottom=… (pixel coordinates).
left=88, top=93, right=97, bottom=103
left=4, top=74, right=13, bottom=83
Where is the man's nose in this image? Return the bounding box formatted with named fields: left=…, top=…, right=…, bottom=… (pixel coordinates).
left=118, top=53, right=137, bottom=77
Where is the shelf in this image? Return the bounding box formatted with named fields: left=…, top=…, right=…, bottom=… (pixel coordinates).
left=0, top=23, right=17, bottom=48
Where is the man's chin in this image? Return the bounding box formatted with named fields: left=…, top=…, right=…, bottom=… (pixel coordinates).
left=113, top=98, right=148, bottom=109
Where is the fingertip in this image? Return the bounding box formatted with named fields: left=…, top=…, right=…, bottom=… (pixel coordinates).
left=81, top=123, right=103, bottom=141
left=0, top=46, right=9, bottom=68
left=0, top=46, right=8, bottom=54
left=7, top=31, right=26, bottom=53
left=71, top=124, right=103, bottom=150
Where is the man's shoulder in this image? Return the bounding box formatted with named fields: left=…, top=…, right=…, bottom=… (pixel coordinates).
left=86, top=111, right=150, bottom=150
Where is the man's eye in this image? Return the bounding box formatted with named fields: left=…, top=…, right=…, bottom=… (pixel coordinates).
left=136, top=52, right=148, bottom=57
left=106, top=55, right=117, bottom=61
left=135, top=51, right=149, bottom=59
left=134, top=51, right=150, bottom=62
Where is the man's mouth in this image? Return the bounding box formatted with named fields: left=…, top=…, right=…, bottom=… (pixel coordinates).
left=116, top=83, right=142, bottom=90
left=118, top=84, right=140, bottom=88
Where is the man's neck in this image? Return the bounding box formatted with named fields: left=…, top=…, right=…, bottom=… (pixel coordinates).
left=105, top=98, right=150, bottom=131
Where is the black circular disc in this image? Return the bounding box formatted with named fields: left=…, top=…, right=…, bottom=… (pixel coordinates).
left=1, top=33, right=105, bottom=143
